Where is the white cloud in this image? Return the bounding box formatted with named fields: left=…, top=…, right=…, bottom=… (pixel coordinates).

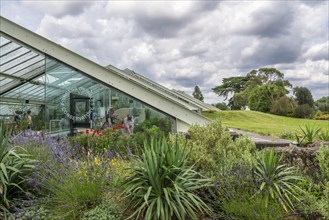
left=303, top=42, right=329, bottom=61
left=1, top=0, right=328, bottom=103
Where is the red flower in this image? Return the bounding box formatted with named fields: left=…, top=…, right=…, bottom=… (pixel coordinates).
left=99, top=133, right=103, bottom=137
left=86, top=129, right=89, bottom=134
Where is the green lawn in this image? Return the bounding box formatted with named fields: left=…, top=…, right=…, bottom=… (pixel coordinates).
left=203, top=110, right=329, bottom=136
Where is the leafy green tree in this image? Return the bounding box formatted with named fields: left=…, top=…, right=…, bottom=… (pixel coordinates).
left=213, top=102, right=228, bottom=110
left=192, top=85, right=204, bottom=101
left=294, top=104, right=313, bottom=118
left=248, top=86, right=272, bottom=112
left=246, top=68, right=291, bottom=87
left=232, top=92, right=248, bottom=110
left=213, top=68, right=292, bottom=111
left=212, top=76, right=250, bottom=100
left=248, top=84, right=290, bottom=113
left=270, top=96, right=297, bottom=116
left=315, top=96, right=329, bottom=112
left=293, top=86, right=314, bottom=107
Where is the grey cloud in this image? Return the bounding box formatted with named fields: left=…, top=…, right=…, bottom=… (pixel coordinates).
left=300, top=0, right=328, bottom=6
left=135, top=16, right=190, bottom=38
left=22, top=1, right=93, bottom=18
left=306, top=83, right=329, bottom=100
left=235, top=2, right=294, bottom=38
left=238, top=37, right=302, bottom=69
left=167, top=74, right=206, bottom=88
left=132, top=2, right=220, bottom=38
left=57, top=3, right=90, bottom=17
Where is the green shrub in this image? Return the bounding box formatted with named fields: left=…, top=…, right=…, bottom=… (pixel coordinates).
left=294, top=104, right=314, bottom=118
left=270, top=95, right=296, bottom=116
left=134, top=117, right=172, bottom=135
left=34, top=152, right=113, bottom=219
left=70, top=128, right=139, bottom=156
left=297, top=178, right=329, bottom=219
left=81, top=199, right=124, bottom=220
left=208, top=162, right=284, bottom=220
left=319, top=130, right=329, bottom=141
left=280, top=131, right=295, bottom=139
left=13, top=203, right=50, bottom=220
left=317, top=146, right=329, bottom=181
left=0, top=125, right=35, bottom=212
left=253, top=150, right=305, bottom=213
left=122, top=136, right=211, bottom=220
left=312, top=110, right=329, bottom=120
left=187, top=119, right=257, bottom=173
left=299, top=124, right=321, bottom=145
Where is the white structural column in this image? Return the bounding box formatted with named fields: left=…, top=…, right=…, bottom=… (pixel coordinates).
left=0, top=16, right=211, bottom=132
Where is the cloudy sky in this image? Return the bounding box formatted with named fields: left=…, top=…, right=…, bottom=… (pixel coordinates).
left=1, top=0, right=328, bottom=104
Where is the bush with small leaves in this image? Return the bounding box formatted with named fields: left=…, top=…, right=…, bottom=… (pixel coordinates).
left=81, top=199, right=124, bottom=220
left=207, top=162, right=284, bottom=220
left=187, top=119, right=257, bottom=173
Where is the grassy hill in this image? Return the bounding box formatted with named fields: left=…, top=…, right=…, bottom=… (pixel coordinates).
left=203, top=110, right=329, bottom=137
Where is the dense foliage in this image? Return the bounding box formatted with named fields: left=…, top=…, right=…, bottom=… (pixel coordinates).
left=1, top=115, right=329, bottom=219
left=0, top=125, right=35, bottom=213
left=122, top=136, right=210, bottom=220
left=213, top=68, right=291, bottom=111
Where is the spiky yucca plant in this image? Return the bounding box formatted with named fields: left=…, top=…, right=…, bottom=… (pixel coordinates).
left=0, top=124, right=35, bottom=211
left=253, top=150, right=304, bottom=213
left=122, top=136, right=211, bottom=220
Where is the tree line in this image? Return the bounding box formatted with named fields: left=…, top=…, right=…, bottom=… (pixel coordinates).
left=192, top=68, right=329, bottom=119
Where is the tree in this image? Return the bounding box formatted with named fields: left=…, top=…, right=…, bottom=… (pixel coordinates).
left=315, top=96, right=329, bottom=112
left=270, top=96, right=297, bottom=116
left=192, top=86, right=204, bottom=101
left=248, top=86, right=272, bottom=112
left=293, top=87, right=314, bottom=107
left=294, top=104, right=313, bottom=118
left=213, top=68, right=292, bottom=110
left=212, top=76, right=250, bottom=100
left=213, top=102, right=228, bottom=110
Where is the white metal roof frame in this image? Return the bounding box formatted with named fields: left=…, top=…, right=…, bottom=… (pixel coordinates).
left=121, top=68, right=218, bottom=111
left=0, top=16, right=210, bottom=131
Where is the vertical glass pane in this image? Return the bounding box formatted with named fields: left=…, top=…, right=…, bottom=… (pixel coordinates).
left=45, top=56, right=174, bottom=134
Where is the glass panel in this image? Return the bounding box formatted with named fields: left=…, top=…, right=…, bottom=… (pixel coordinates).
left=0, top=42, right=21, bottom=56
left=45, top=56, right=174, bottom=134
left=4, top=56, right=44, bottom=75
left=1, top=48, right=33, bottom=69
left=0, top=36, right=10, bottom=45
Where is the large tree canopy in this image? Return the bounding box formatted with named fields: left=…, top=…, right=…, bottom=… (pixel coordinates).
left=212, top=76, right=250, bottom=100
left=212, top=68, right=292, bottom=111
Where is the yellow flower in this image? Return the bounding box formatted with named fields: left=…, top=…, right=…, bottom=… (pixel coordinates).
left=94, top=157, right=100, bottom=166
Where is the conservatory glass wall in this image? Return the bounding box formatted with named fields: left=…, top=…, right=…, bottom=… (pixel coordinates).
left=45, top=56, right=174, bottom=135
left=1, top=31, right=174, bottom=134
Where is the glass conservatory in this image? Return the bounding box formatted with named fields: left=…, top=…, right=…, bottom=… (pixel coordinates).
left=0, top=16, right=214, bottom=134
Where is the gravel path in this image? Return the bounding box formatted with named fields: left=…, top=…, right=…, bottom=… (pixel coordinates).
left=228, top=128, right=291, bottom=147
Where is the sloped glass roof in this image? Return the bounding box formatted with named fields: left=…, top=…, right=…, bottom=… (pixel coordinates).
left=0, top=34, right=100, bottom=116
left=0, top=34, right=46, bottom=108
